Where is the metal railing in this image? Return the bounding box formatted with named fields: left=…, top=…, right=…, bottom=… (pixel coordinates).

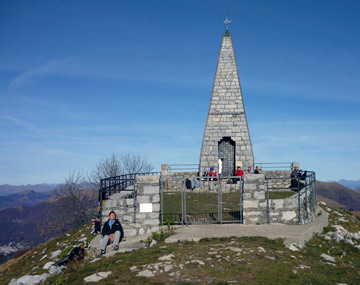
left=160, top=175, right=244, bottom=225
left=168, top=164, right=199, bottom=173
left=265, top=171, right=317, bottom=224
left=255, top=162, right=293, bottom=170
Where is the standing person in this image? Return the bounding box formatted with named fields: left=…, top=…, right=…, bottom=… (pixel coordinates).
left=246, top=166, right=254, bottom=174
left=91, top=203, right=101, bottom=235
left=99, top=211, right=124, bottom=255
left=254, top=166, right=261, bottom=174
left=218, top=158, right=223, bottom=175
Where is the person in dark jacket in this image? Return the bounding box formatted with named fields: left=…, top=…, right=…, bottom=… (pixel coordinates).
left=290, top=166, right=306, bottom=190
left=99, top=211, right=124, bottom=254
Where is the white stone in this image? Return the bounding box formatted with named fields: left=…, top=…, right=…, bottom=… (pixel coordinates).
left=90, top=258, right=101, bottom=263
left=149, top=240, right=157, bottom=247
left=320, top=253, right=336, bottom=263
left=39, top=254, right=47, bottom=261
left=254, top=191, right=265, bottom=200
left=11, top=273, right=50, bottom=285
left=50, top=250, right=62, bottom=260
left=243, top=200, right=259, bottom=209
left=226, top=247, right=242, bottom=252
left=143, top=186, right=159, bottom=195
left=48, top=265, right=65, bottom=275
left=136, top=269, right=154, bottom=277
left=158, top=254, right=174, bottom=261
left=84, top=271, right=112, bottom=283
left=258, top=247, right=266, bottom=253
left=79, top=237, right=87, bottom=242
left=43, top=262, right=54, bottom=270
left=130, top=266, right=137, bottom=272
left=271, top=200, right=284, bottom=210
left=265, top=256, right=275, bottom=260
left=191, top=259, right=205, bottom=265
left=281, top=211, right=296, bottom=221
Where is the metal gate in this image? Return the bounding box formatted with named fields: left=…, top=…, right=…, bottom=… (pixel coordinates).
left=160, top=176, right=243, bottom=225
left=218, top=137, right=235, bottom=176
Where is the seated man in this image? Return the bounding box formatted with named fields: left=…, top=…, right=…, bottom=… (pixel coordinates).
left=208, top=167, right=218, bottom=181
left=254, top=166, right=261, bottom=174
left=234, top=166, right=244, bottom=183
left=246, top=166, right=254, bottom=174
left=99, top=211, right=124, bottom=255
left=290, top=166, right=306, bottom=190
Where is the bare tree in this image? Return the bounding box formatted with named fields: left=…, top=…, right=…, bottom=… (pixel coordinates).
left=48, top=169, right=97, bottom=233
left=121, top=153, right=154, bottom=174
left=89, top=152, right=154, bottom=185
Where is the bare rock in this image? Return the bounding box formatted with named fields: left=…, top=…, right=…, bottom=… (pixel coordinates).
left=320, top=253, right=336, bottom=263
left=158, top=254, right=174, bottom=261
left=84, top=271, right=112, bottom=283
left=136, top=269, right=154, bottom=277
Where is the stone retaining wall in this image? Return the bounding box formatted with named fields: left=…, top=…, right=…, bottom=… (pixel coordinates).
left=262, top=170, right=292, bottom=191
left=102, top=172, right=316, bottom=237
left=101, top=175, right=160, bottom=238
left=242, top=174, right=316, bottom=225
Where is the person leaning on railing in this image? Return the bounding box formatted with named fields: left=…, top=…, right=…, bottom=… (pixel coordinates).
left=290, top=166, right=307, bottom=191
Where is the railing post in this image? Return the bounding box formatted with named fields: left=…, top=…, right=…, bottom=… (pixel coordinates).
left=218, top=176, right=222, bottom=224
left=266, top=177, right=270, bottom=224
left=99, top=179, right=103, bottom=226
left=297, top=177, right=301, bottom=224
left=160, top=177, right=164, bottom=226
left=133, top=178, right=137, bottom=223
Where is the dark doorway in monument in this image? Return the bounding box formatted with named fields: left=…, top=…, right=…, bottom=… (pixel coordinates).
left=218, top=137, right=235, bottom=176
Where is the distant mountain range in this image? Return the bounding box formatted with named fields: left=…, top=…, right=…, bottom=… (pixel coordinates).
left=316, top=181, right=360, bottom=211
left=334, top=179, right=360, bottom=190
left=0, top=190, right=51, bottom=211
left=0, top=184, right=56, bottom=195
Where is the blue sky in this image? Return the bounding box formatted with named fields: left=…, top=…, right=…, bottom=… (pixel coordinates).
left=0, top=0, right=359, bottom=185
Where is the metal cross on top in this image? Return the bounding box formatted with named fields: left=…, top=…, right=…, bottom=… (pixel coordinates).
left=223, top=15, right=232, bottom=32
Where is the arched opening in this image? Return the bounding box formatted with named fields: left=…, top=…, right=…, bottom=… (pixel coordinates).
left=218, top=137, right=235, bottom=176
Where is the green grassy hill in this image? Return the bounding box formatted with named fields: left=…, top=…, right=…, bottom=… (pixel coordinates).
left=1, top=205, right=360, bottom=284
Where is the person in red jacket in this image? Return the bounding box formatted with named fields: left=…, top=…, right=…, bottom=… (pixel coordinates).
left=235, top=166, right=244, bottom=183
left=208, top=167, right=218, bottom=181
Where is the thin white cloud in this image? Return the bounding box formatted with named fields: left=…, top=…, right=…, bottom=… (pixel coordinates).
left=0, top=115, right=40, bottom=132
left=9, top=57, right=78, bottom=90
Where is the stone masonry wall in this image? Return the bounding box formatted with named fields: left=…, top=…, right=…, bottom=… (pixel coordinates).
left=199, top=34, right=254, bottom=175
left=242, top=174, right=316, bottom=225
left=101, top=175, right=160, bottom=238
left=262, top=170, right=292, bottom=191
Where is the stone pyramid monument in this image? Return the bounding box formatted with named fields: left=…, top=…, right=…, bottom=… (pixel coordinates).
left=199, top=17, right=254, bottom=176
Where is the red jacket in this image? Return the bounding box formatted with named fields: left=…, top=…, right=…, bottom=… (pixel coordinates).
left=235, top=169, right=244, bottom=177
left=209, top=170, right=218, bottom=181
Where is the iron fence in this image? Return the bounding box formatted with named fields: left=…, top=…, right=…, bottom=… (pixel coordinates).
left=255, top=162, right=293, bottom=170
left=160, top=175, right=244, bottom=225
left=168, top=164, right=199, bottom=173
left=264, top=171, right=317, bottom=224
